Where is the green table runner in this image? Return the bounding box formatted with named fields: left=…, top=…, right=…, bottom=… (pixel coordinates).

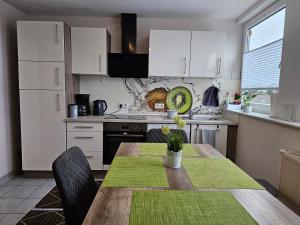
left=139, top=143, right=199, bottom=157
left=102, top=156, right=169, bottom=187
left=183, top=158, right=264, bottom=189
left=129, top=190, right=258, bottom=225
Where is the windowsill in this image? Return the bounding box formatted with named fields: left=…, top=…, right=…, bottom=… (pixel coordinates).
left=225, top=109, right=300, bottom=130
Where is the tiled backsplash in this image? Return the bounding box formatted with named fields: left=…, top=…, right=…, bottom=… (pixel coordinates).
left=80, top=76, right=240, bottom=114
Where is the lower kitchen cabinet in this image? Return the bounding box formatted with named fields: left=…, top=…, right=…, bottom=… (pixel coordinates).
left=20, top=90, right=66, bottom=171
left=191, top=124, right=228, bottom=156
left=66, top=122, right=104, bottom=170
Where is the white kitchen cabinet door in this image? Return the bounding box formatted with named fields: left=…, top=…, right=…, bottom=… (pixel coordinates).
left=17, top=21, right=65, bottom=62
left=19, top=61, right=65, bottom=90
left=20, top=90, right=66, bottom=171
left=72, top=27, right=108, bottom=75
left=190, top=31, right=226, bottom=78
left=149, top=30, right=191, bottom=77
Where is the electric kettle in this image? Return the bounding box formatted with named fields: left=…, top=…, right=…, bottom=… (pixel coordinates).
left=93, top=100, right=107, bottom=116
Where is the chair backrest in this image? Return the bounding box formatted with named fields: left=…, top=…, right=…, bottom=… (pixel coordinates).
left=52, top=147, right=98, bottom=225
left=146, top=129, right=189, bottom=143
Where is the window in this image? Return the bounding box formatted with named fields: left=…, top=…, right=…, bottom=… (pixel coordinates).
left=241, top=8, right=286, bottom=109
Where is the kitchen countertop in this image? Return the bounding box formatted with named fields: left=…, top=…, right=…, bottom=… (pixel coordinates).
left=64, top=114, right=238, bottom=125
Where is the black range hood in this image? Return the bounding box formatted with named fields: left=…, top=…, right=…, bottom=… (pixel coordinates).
left=108, top=13, right=148, bottom=78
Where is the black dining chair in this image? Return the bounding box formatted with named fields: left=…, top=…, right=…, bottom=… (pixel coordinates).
left=52, top=146, right=99, bottom=225
left=146, top=128, right=189, bottom=143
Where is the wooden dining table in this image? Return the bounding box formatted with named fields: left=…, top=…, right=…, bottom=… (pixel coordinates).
left=83, top=143, right=300, bottom=225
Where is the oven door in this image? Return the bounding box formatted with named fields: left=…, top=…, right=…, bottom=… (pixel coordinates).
left=103, top=132, right=146, bottom=165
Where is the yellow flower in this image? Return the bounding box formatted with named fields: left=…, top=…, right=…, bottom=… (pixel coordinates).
left=161, top=126, right=170, bottom=135
left=177, top=120, right=186, bottom=129
left=174, top=115, right=181, bottom=124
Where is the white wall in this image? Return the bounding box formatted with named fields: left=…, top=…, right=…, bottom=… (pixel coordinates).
left=277, top=0, right=300, bottom=121
left=29, top=15, right=242, bottom=112
left=0, top=0, right=25, bottom=179
left=224, top=111, right=300, bottom=188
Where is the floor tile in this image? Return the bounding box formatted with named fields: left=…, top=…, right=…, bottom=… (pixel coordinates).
left=0, top=186, right=13, bottom=198
left=42, top=179, right=56, bottom=187
left=2, top=186, right=39, bottom=199
left=0, top=199, right=24, bottom=213
left=2, top=178, right=26, bottom=186
left=14, top=199, right=40, bottom=214
left=0, top=214, right=25, bottom=225
left=28, top=186, right=53, bottom=199
left=21, top=179, right=49, bottom=186
left=0, top=214, right=7, bottom=221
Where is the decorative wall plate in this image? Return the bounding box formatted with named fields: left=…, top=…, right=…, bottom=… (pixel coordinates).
left=166, top=86, right=193, bottom=114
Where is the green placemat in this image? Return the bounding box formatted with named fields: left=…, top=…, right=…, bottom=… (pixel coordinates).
left=183, top=158, right=264, bottom=189
left=139, top=143, right=199, bottom=157
left=130, top=190, right=258, bottom=225
left=102, top=156, right=169, bottom=187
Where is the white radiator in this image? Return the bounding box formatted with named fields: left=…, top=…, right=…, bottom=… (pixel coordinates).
left=279, top=149, right=300, bottom=205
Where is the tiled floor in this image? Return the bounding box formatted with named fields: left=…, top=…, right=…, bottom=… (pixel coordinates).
left=0, top=177, right=56, bottom=225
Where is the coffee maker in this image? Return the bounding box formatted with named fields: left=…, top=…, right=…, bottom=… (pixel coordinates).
left=75, top=94, right=91, bottom=116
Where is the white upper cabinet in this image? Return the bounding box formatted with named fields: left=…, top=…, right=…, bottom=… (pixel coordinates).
left=17, top=21, right=65, bottom=62
left=190, top=31, right=226, bottom=78
left=149, top=30, right=191, bottom=77
left=72, top=27, right=109, bottom=75
left=19, top=61, right=65, bottom=90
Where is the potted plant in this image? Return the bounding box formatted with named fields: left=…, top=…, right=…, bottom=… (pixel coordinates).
left=242, top=91, right=257, bottom=113
left=161, top=116, right=186, bottom=168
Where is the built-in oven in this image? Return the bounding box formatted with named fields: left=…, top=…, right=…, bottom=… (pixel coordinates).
left=103, top=122, right=147, bottom=166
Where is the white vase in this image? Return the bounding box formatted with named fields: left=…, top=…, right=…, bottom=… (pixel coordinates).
left=243, top=106, right=253, bottom=113
left=166, top=149, right=182, bottom=168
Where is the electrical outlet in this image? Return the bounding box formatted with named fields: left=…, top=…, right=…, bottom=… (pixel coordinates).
left=155, top=103, right=165, bottom=109
left=118, top=103, right=129, bottom=109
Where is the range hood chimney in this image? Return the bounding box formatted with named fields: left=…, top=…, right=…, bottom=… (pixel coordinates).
left=121, top=13, right=137, bottom=54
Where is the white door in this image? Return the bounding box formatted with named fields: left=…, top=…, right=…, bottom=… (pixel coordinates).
left=17, top=21, right=65, bottom=62
left=19, top=61, right=65, bottom=90
left=190, top=31, right=226, bottom=78
left=20, top=90, right=66, bottom=171
left=149, top=30, right=191, bottom=77
left=72, top=27, right=108, bottom=75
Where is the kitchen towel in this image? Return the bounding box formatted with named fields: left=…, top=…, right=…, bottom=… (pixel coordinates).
left=202, top=85, right=220, bottom=107
left=201, top=129, right=216, bottom=147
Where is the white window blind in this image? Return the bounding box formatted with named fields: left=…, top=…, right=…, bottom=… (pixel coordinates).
left=241, top=39, right=283, bottom=90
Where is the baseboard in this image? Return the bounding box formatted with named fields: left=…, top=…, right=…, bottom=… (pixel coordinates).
left=0, top=172, right=14, bottom=186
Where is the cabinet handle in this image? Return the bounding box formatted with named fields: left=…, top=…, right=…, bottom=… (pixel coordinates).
left=74, top=126, right=93, bottom=129
left=183, top=57, right=187, bottom=74
left=85, top=155, right=94, bottom=158
left=99, top=55, right=102, bottom=72
left=75, top=136, right=94, bottom=139
left=56, top=93, right=60, bottom=111
left=55, top=67, right=60, bottom=85
left=217, top=58, right=222, bottom=75
left=55, top=24, right=59, bottom=43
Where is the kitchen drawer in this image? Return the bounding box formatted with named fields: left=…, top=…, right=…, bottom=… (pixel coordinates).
left=67, top=131, right=103, bottom=152
left=82, top=151, right=103, bottom=170
left=67, top=122, right=103, bottom=132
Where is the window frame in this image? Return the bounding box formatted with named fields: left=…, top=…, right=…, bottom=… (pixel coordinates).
left=241, top=0, right=287, bottom=114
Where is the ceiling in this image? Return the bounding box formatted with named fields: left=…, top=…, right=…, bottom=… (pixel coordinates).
left=4, top=0, right=260, bottom=19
